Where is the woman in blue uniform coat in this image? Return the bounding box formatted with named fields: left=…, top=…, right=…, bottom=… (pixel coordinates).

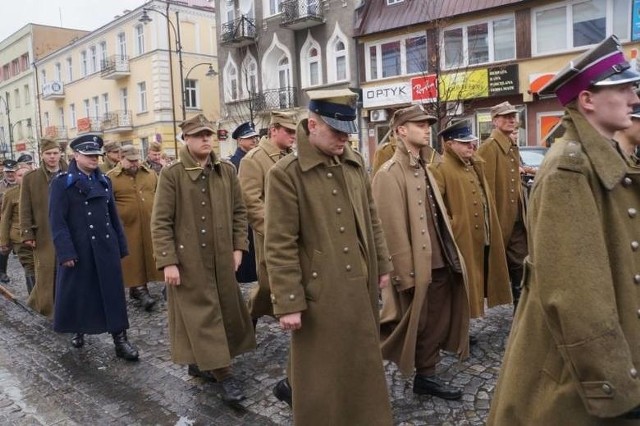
left=49, top=134, right=138, bottom=361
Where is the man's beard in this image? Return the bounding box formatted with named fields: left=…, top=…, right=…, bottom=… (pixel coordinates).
left=124, top=166, right=138, bottom=175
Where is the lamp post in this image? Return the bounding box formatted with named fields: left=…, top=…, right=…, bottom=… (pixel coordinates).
left=139, top=5, right=185, bottom=156
left=183, top=63, right=217, bottom=112
left=0, top=95, right=12, bottom=159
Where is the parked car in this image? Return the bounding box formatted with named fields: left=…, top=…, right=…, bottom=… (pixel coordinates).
left=520, top=146, right=548, bottom=190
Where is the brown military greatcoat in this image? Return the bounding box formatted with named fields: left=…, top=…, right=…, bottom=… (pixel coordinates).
left=151, top=146, right=255, bottom=370
left=489, top=107, right=640, bottom=424
left=0, top=185, right=21, bottom=245
left=107, top=164, right=162, bottom=287
left=430, top=145, right=511, bottom=318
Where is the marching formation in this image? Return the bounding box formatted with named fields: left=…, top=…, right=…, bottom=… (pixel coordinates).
left=0, top=35, right=639, bottom=425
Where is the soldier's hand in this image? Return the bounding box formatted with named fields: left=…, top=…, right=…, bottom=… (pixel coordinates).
left=378, top=273, right=390, bottom=289
left=233, top=250, right=243, bottom=272
left=279, top=312, right=302, bottom=331
left=24, top=239, right=36, bottom=248
left=62, top=259, right=76, bottom=268
left=164, top=264, right=181, bottom=286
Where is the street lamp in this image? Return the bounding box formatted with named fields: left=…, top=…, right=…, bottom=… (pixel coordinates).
left=0, top=95, right=13, bottom=159
left=183, top=63, right=217, bottom=113
left=139, top=5, right=185, bottom=155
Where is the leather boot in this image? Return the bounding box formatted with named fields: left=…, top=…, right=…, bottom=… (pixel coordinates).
left=0, top=252, right=9, bottom=283
left=273, top=378, right=292, bottom=407
left=71, top=333, right=84, bottom=348
left=413, top=374, right=462, bottom=400
left=509, top=267, right=523, bottom=314
left=25, top=275, right=35, bottom=294
left=130, top=286, right=156, bottom=311
left=187, top=364, right=217, bottom=382
left=112, top=330, right=139, bottom=361
left=220, top=376, right=246, bottom=403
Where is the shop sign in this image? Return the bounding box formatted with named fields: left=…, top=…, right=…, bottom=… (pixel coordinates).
left=633, top=0, right=640, bottom=41
left=411, top=75, right=438, bottom=103
left=488, top=64, right=519, bottom=96
left=529, top=72, right=557, bottom=94
left=362, top=82, right=411, bottom=108
left=439, top=69, right=489, bottom=101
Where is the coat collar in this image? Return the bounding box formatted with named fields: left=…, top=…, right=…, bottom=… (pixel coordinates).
left=257, top=136, right=285, bottom=162
left=562, top=106, right=631, bottom=189
left=65, top=160, right=110, bottom=198
left=178, top=145, right=222, bottom=181
left=488, top=129, right=514, bottom=154
left=443, top=143, right=485, bottom=167
left=296, top=119, right=362, bottom=172
left=393, top=136, right=442, bottom=169
left=109, top=163, right=152, bottom=177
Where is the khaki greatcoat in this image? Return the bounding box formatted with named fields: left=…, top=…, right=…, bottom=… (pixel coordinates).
left=151, top=146, right=255, bottom=370
left=372, top=141, right=470, bottom=376
left=0, top=185, right=34, bottom=276
left=430, top=145, right=511, bottom=318
left=265, top=121, right=393, bottom=426
left=238, top=136, right=283, bottom=318
left=21, top=161, right=67, bottom=317
left=488, top=107, right=640, bottom=424
left=107, top=164, right=162, bottom=287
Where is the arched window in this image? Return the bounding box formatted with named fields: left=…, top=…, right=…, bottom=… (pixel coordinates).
left=300, top=33, right=322, bottom=88
left=224, top=57, right=239, bottom=102
left=241, top=54, right=258, bottom=98
left=328, top=26, right=349, bottom=83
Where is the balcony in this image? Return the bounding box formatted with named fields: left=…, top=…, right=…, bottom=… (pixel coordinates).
left=101, top=111, right=133, bottom=133
left=221, top=16, right=257, bottom=47
left=101, top=55, right=130, bottom=80
left=44, top=125, right=68, bottom=141
left=256, top=87, right=299, bottom=110
left=42, top=81, right=65, bottom=100
left=76, top=117, right=102, bottom=134
left=280, top=0, right=324, bottom=30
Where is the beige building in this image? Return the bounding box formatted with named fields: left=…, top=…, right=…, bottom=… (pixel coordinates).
left=36, top=0, right=219, bottom=159
left=0, top=24, right=88, bottom=161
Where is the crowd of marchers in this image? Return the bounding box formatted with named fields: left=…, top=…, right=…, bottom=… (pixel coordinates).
left=2, top=34, right=640, bottom=425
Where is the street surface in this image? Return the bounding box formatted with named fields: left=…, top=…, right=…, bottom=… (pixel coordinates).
left=0, top=254, right=512, bottom=425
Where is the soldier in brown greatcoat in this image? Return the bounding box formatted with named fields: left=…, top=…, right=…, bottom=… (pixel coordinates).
left=144, top=141, right=166, bottom=175
left=429, top=120, right=511, bottom=320
left=0, top=159, right=18, bottom=283
left=489, top=36, right=640, bottom=424
left=151, top=114, right=255, bottom=403
left=477, top=101, right=528, bottom=311
left=265, top=89, right=393, bottom=425
left=21, top=139, right=68, bottom=317
left=238, top=111, right=297, bottom=325
left=107, top=145, right=161, bottom=311
left=372, top=105, right=469, bottom=401
left=99, top=141, right=121, bottom=173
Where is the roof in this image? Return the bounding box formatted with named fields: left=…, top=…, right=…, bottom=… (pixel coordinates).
left=355, top=0, right=528, bottom=37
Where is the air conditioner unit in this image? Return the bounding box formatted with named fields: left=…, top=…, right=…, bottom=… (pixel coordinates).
left=370, top=109, right=388, bottom=123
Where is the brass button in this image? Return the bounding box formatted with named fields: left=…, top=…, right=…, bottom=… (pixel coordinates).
left=312, top=272, right=318, bottom=278
left=414, top=172, right=419, bottom=177
left=634, top=274, right=640, bottom=284
left=332, top=189, right=338, bottom=195
left=409, top=272, right=415, bottom=277
left=201, top=188, right=206, bottom=193
left=201, top=201, right=206, bottom=206
left=343, top=247, right=349, bottom=253
left=416, top=186, right=421, bottom=190
left=201, top=229, right=206, bottom=234
left=162, top=251, right=167, bottom=255
left=201, top=216, right=206, bottom=221
left=623, top=177, right=633, bottom=187
left=421, top=229, right=426, bottom=234
left=179, top=245, right=184, bottom=249
left=327, top=172, right=333, bottom=178
left=475, top=225, right=479, bottom=229
left=629, top=208, right=638, bottom=218
left=632, top=241, right=639, bottom=251
left=601, top=384, right=612, bottom=394
left=345, top=265, right=351, bottom=271
left=336, top=208, right=342, bottom=214
left=631, top=368, right=638, bottom=378
left=474, top=213, right=479, bottom=217
left=637, top=308, right=640, bottom=318
left=289, top=294, right=295, bottom=300
left=201, top=243, right=206, bottom=247
left=339, top=226, right=345, bottom=233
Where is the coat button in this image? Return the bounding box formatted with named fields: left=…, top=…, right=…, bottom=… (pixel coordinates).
left=634, top=274, right=640, bottom=284
left=623, top=177, right=633, bottom=187
left=422, top=244, right=426, bottom=250
left=414, top=172, right=419, bottom=177
left=629, top=208, right=638, bottom=218
left=106, top=234, right=110, bottom=238
left=201, top=201, right=206, bottom=206
left=632, top=241, right=639, bottom=251
left=336, top=208, right=342, bottom=214
left=201, top=229, right=206, bottom=234
left=201, top=175, right=205, bottom=180
left=631, top=368, right=638, bottom=379
left=420, top=214, right=424, bottom=220
left=201, top=216, right=206, bottom=221
left=201, top=188, right=206, bottom=193
left=601, top=384, right=612, bottom=394
left=421, top=229, right=426, bottom=234
left=162, top=251, right=167, bottom=255
left=416, top=186, right=421, bottom=190
left=89, top=225, right=94, bottom=229
left=345, top=265, right=351, bottom=271
left=179, top=245, right=184, bottom=249
left=289, top=294, right=296, bottom=300
left=343, top=247, right=349, bottom=253
left=409, top=272, right=415, bottom=277
left=88, top=212, right=92, bottom=215
left=418, top=200, right=422, bottom=205
left=91, top=236, right=96, bottom=240
left=332, top=189, right=338, bottom=195
left=312, top=272, right=318, bottom=278
left=339, top=226, right=345, bottom=233
left=201, top=243, right=206, bottom=247
left=84, top=201, right=88, bottom=205
left=327, top=172, right=333, bottom=178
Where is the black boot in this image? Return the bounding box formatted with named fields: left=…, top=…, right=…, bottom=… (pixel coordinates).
left=413, top=374, right=462, bottom=400
left=130, top=285, right=156, bottom=311
left=220, top=376, right=246, bottom=403
left=509, top=268, right=523, bottom=314
left=24, top=275, right=35, bottom=294
left=112, top=330, right=139, bottom=361
left=71, top=333, right=84, bottom=348
left=0, top=252, right=9, bottom=283
left=188, top=364, right=217, bottom=382
left=273, top=378, right=292, bottom=407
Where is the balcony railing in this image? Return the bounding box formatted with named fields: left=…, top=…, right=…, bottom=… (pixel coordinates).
left=76, top=117, right=102, bottom=134
left=281, top=0, right=324, bottom=30
left=101, top=110, right=133, bottom=133
left=42, top=81, right=65, bottom=100
left=100, top=55, right=130, bottom=79
left=221, top=16, right=257, bottom=47
left=257, top=87, right=299, bottom=110
left=44, top=125, right=68, bottom=140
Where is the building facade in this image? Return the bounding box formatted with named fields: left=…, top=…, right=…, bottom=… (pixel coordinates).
left=36, top=0, right=219, bottom=159
left=0, top=24, right=88, bottom=161
left=214, top=0, right=363, bottom=158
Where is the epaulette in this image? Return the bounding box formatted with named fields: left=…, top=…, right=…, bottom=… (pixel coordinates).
left=380, top=159, right=396, bottom=172
left=557, top=140, right=584, bottom=172
left=164, top=159, right=183, bottom=170
left=275, top=153, right=298, bottom=170
left=219, top=158, right=236, bottom=169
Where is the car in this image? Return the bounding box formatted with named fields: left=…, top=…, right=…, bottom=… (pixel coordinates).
left=519, top=146, right=548, bottom=190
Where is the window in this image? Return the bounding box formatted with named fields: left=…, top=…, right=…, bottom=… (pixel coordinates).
left=12, top=60, right=19, bottom=75
left=117, top=32, right=127, bottom=57
left=44, top=112, right=49, bottom=128
left=14, top=89, right=20, bottom=108
left=83, top=99, right=90, bottom=117
left=135, top=25, right=145, bottom=55
left=66, top=57, right=73, bottom=81
left=20, top=54, right=29, bottom=71
left=99, top=41, right=108, bottom=68
left=366, top=32, right=427, bottom=80
left=335, top=41, right=347, bottom=81
left=301, top=38, right=322, bottom=88
left=92, top=96, right=100, bottom=118
left=59, top=107, right=65, bottom=127
left=185, top=79, right=198, bottom=108
left=224, top=59, right=239, bottom=102
left=533, top=0, right=629, bottom=55
left=70, top=104, right=76, bottom=128
left=41, top=69, right=46, bottom=84
left=3, top=64, right=10, bottom=80
left=89, top=46, right=97, bottom=73
left=120, top=88, right=128, bottom=111
left=328, top=28, right=350, bottom=83
left=265, top=0, right=283, bottom=16
left=386, top=0, right=404, bottom=4
left=81, top=51, right=88, bottom=76
left=137, top=82, right=147, bottom=112
left=54, top=63, right=62, bottom=81
left=442, top=16, right=515, bottom=69
left=23, top=85, right=30, bottom=105
left=241, top=54, right=258, bottom=98
left=102, top=93, right=109, bottom=114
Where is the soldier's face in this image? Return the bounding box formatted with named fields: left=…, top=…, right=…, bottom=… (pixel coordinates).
left=270, top=125, right=296, bottom=150
left=583, top=83, right=640, bottom=137
left=106, top=150, right=121, bottom=162
left=4, top=171, right=16, bottom=183
left=238, top=136, right=257, bottom=152
left=42, top=148, right=61, bottom=169
left=398, top=121, right=432, bottom=150
left=448, top=140, right=475, bottom=161
left=185, top=130, right=214, bottom=158
left=308, top=116, right=348, bottom=156
left=147, top=151, right=162, bottom=162
left=493, top=113, right=517, bottom=134
left=620, top=118, right=640, bottom=146
left=74, top=153, right=100, bottom=173
left=121, top=157, right=139, bottom=173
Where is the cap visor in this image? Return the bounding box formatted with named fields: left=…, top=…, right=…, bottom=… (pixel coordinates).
left=594, top=68, right=640, bottom=86
left=322, top=116, right=358, bottom=134
left=242, top=130, right=259, bottom=138
left=77, top=149, right=104, bottom=156
left=185, top=125, right=215, bottom=135
left=454, top=135, right=479, bottom=142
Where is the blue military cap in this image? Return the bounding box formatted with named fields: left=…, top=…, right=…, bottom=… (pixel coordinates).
left=307, top=89, right=358, bottom=134
left=232, top=122, right=259, bottom=140
left=2, top=159, right=18, bottom=172
left=438, top=120, right=478, bottom=143
left=69, top=134, right=104, bottom=155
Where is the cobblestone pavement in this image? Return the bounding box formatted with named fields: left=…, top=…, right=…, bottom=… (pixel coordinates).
left=0, top=255, right=513, bottom=425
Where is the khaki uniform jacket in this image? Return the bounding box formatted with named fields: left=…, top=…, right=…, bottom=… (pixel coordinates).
left=21, top=161, right=67, bottom=317
left=265, top=120, right=393, bottom=426
left=107, top=164, right=162, bottom=287
left=238, top=136, right=283, bottom=318
left=372, top=141, right=470, bottom=376
left=430, top=145, right=511, bottom=318
left=151, top=146, right=255, bottom=370
left=99, top=157, right=118, bottom=174
left=489, top=107, right=640, bottom=424
left=0, top=179, right=16, bottom=211
left=372, top=137, right=397, bottom=175
left=478, top=129, right=524, bottom=245
left=0, top=185, right=21, bottom=245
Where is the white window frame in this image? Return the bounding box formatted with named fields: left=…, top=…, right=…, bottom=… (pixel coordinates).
left=263, top=0, right=283, bottom=17
left=43, top=112, right=49, bottom=128
left=386, top=0, right=404, bottom=4
left=184, top=79, right=199, bottom=109
left=224, top=57, right=239, bottom=102
left=23, top=84, right=30, bottom=105
left=135, top=24, right=145, bottom=55
left=81, top=51, right=88, bottom=76
left=365, top=31, right=427, bottom=81
left=117, top=32, right=127, bottom=57
left=70, top=104, right=76, bottom=128
left=83, top=99, right=90, bottom=117
left=440, top=14, right=515, bottom=70
left=89, top=46, right=97, bottom=73
left=327, top=26, right=350, bottom=83
left=58, top=107, right=65, bottom=127
left=102, top=93, right=109, bottom=114
left=300, top=34, right=323, bottom=88
left=14, top=89, right=20, bottom=108
left=531, top=0, right=630, bottom=56
left=120, top=88, right=128, bottom=111
left=92, top=96, right=100, bottom=118
left=137, top=82, right=147, bottom=113
left=54, top=62, right=62, bottom=81
left=99, top=41, right=108, bottom=69
left=66, top=57, right=73, bottom=82
left=241, top=53, right=259, bottom=99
